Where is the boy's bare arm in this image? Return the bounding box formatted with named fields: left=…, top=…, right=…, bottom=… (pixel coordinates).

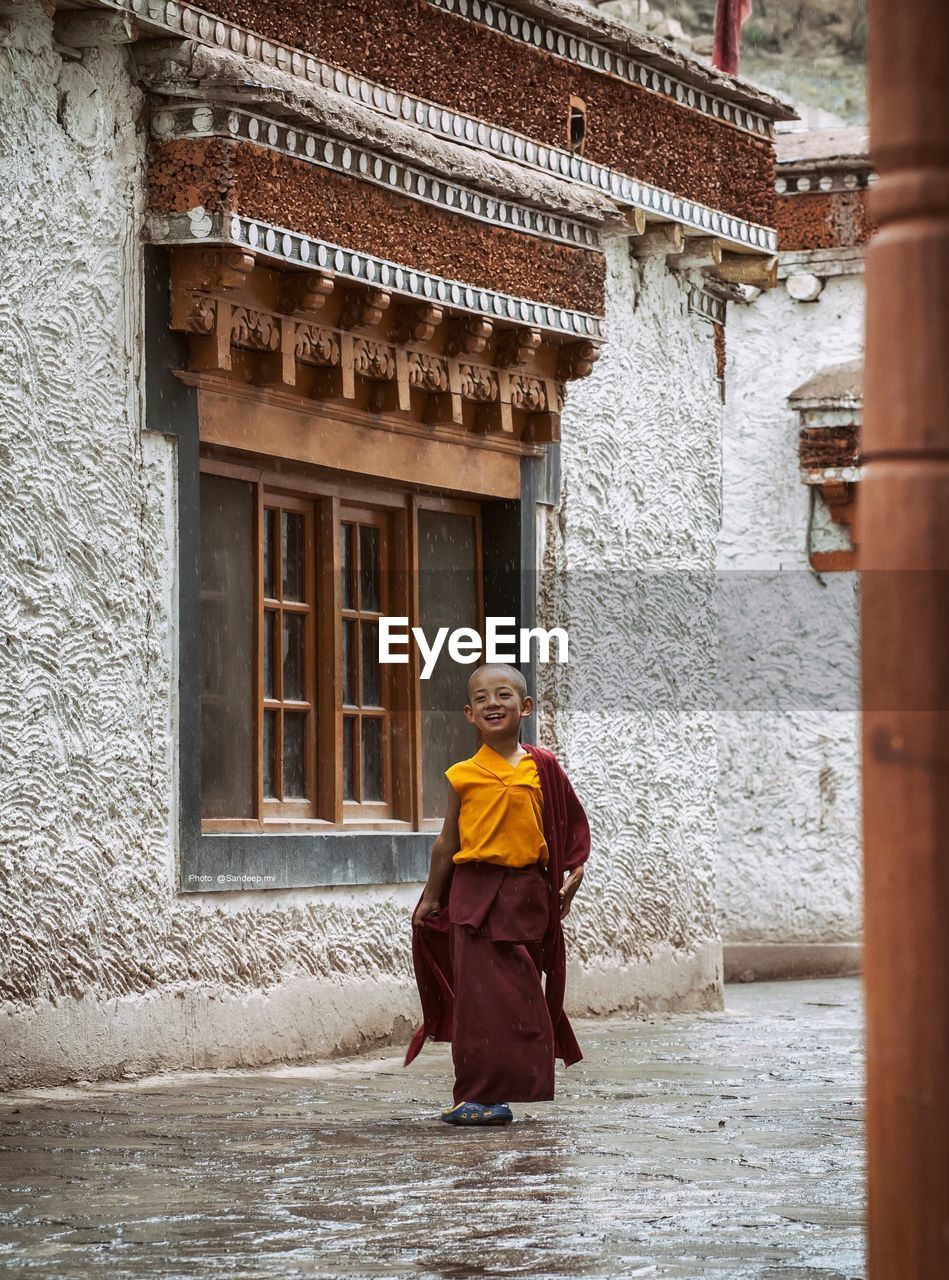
left=414, top=787, right=461, bottom=921
left=560, top=865, right=585, bottom=918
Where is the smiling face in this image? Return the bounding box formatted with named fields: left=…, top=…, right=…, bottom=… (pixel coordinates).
left=465, top=665, right=533, bottom=743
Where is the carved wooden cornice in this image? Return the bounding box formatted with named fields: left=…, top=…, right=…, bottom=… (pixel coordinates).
left=170, top=247, right=589, bottom=444
left=152, top=211, right=603, bottom=341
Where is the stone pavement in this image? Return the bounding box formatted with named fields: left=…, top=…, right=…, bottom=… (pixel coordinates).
left=0, top=978, right=865, bottom=1280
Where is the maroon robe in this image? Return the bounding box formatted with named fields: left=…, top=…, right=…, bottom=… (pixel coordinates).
left=404, top=744, right=591, bottom=1097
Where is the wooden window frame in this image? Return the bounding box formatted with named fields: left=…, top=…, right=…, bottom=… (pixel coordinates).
left=199, top=454, right=483, bottom=835
left=568, top=94, right=587, bottom=156
left=260, top=493, right=318, bottom=820
left=340, top=504, right=395, bottom=823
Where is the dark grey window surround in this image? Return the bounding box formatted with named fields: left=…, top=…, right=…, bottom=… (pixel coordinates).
left=144, top=247, right=553, bottom=892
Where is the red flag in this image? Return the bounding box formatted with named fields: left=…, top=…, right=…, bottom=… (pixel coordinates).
left=713, top=0, right=753, bottom=75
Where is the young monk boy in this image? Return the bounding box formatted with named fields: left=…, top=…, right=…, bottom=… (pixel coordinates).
left=404, top=663, right=590, bottom=1126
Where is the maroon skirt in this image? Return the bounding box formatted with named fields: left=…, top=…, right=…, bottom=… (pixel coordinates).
left=448, top=860, right=555, bottom=1105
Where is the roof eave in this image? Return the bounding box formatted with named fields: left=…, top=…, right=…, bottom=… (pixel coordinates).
left=499, top=0, right=799, bottom=121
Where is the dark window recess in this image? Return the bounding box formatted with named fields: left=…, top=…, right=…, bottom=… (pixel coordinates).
left=568, top=95, right=587, bottom=155
left=417, top=509, right=480, bottom=819
left=200, top=473, right=256, bottom=819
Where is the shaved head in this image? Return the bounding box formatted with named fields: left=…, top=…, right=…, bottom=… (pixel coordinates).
left=467, top=663, right=529, bottom=701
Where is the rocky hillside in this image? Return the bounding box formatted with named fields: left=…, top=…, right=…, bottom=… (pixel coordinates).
left=595, top=0, right=867, bottom=124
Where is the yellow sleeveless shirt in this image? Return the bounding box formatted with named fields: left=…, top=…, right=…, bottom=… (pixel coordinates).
left=446, top=743, right=548, bottom=868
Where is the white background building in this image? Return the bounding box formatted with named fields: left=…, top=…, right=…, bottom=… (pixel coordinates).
left=716, top=127, right=869, bottom=980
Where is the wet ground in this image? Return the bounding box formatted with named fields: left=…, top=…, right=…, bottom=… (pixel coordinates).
left=0, top=977, right=865, bottom=1280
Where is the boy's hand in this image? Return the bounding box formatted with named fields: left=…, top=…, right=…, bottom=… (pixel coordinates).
left=560, top=865, right=585, bottom=918
left=413, top=894, right=442, bottom=925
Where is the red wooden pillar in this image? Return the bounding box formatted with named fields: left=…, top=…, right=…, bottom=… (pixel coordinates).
left=862, top=0, right=949, bottom=1274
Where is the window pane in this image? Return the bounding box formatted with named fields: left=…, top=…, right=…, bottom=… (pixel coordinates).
left=362, top=717, right=383, bottom=802
left=341, top=522, right=355, bottom=610
left=264, top=609, right=275, bottom=700
left=283, top=612, right=306, bottom=702
left=282, top=511, right=305, bottom=601
left=200, top=473, right=255, bottom=820
left=359, top=525, right=380, bottom=612
left=342, top=619, right=356, bottom=705
left=418, top=509, right=479, bottom=819
left=360, top=621, right=381, bottom=707
left=283, top=711, right=307, bottom=797
left=343, top=715, right=356, bottom=800
left=263, top=508, right=276, bottom=600
left=263, top=708, right=277, bottom=800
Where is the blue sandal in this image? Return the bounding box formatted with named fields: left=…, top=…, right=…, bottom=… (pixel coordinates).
left=440, top=1101, right=514, bottom=1126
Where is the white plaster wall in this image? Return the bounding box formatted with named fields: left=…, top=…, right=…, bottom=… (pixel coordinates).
left=540, top=239, right=724, bottom=1014
left=715, top=272, right=863, bottom=949
left=0, top=6, right=422, bottom=1089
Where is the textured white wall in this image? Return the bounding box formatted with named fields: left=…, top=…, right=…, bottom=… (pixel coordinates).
left=0, top=7, right=422, bottom=1088
left=716, top=272, right=863, bottom=949
left=0, top=9, right=726, bottom=1087
left=540, top=239, right=724, bottom=1014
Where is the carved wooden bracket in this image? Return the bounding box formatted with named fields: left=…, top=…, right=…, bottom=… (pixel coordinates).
left=353, top=338, right=397, bottom=381
left=557, top=340, right=600, bottom=380
left=407, top=351, right=449, bottom=393
left=818, top=479, right=857, bottom=528
left=180, top=295, right=236, bottom=376
left=712, top=252, right=779, bottom=289
left=232, top=306, right=295, bottom=386
left=339, top=287, right=391, bottom=330
left=630, top=224, right=685, bottom=258
left=197, top=249, right=255, bottom=291
left=279, top=271, right=335, bottom=316
left=445, top=316, right=493, bottom=356
left=294, top=324, right=340, bottom=367
left=185, top=294, right=217, bottom=335
left=496, top=327, right=542, bottom=368
left=509, top=374, right=546, bottom=412
left=231, top=307, right=280, bottom=352
left=671, top=237, right=724, bottom=272
left=391, top=303, right=443, bottom=344
left=458, top=364, right=498, bottom=403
